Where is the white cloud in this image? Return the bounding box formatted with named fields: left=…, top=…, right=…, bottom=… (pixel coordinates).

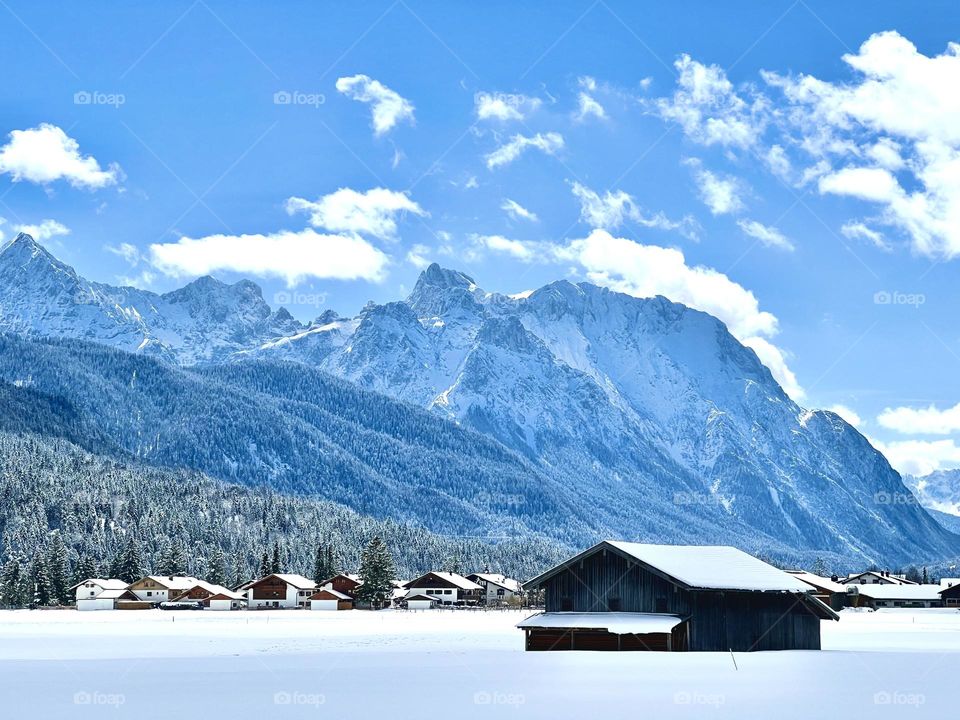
left=14, top=219, right=70, bottom=241
left=335, top=75, right=414, bottom=136
left=105, top=242, right=142, bottom=265
left=501, top=199, right=538, bottom=223
left=574, top=77, right=606, bottom=122
left=474, top=92, right=541, bottom=121
left=285, top=187, right=426, bottom=241
left=655, top=55, right=766, bottom=148
left=150, top=228, right=389, bottom=286
left=473, top=234, right=535, bottom=262
left=877, top=401, right=960, bottom=435
left=841, top=221, right=890, bottom=250
left=685, top=160, right=745, bottom=215
left=485, top=132, right=564, bottom=169
left=0, top=124, right=121, bottom=189
left=826, top=403, right=863, bottom=428
left=765, top=32, right=960, bottom=259
left=873, top=438, right=960, bottom=477
left=736, top=219, right=794, bottom=251
left=406, top=243, right=432, bottom=269
left=765, top=144, right=792, bottom=179
left=571, top=182, right=699, bottom=238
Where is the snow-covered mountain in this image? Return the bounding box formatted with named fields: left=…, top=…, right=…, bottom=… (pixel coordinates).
left=2, top=235, right=957, bottom=566
left=903, top=470, right=960, bottom=517
left=0, top=233, right=300, bottom=363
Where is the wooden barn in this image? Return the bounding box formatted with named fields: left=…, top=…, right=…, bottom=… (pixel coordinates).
left=940, top=582, right=960, bottom=608
left=519, top=540, right=838, bottom=652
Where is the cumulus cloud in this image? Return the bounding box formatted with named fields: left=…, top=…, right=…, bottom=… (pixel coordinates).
left=485, top=132, right=564, bottom=169
left=406, top=243, right=432, bottom=269
left=764, top=31, right=960, bottom=259
left=571, top=182, right=699, bottom=238
left=685, top=159, right=745, bottom=215
left=877, top=401, right=960, bottom=435
left=105, top=242, right=142, bottom=265
left=841, top=221, right=890, bottom=250
left=874, top=438, right=960, bottom=477
left=501, top=198, right=538, bottom=223
left=737, top=219, right=794, bottom=251
left=335, top=75, right=414, bottom=136
left=473, top=233, right=536, bottom=261
left=0, top=124, right=121, bottom=189
left=573, top=77, right=606, bottom=122
left=285, top=187, right=426, bottom=241
left=826, top=403, right=863, bottom=428
left=14, top=219, right=70, bottom=241
left=655, top=55, right=766, bottom=148
left=150, top=229, right=388, bottom=286
left=474, top=91, right=541, bottom=121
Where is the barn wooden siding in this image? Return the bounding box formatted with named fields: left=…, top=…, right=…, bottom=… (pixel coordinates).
left=541, top=548, right=822, bottom=651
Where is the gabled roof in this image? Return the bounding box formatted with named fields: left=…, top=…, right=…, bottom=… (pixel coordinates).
left=68, top=578, right=128, bottom=591
left=524, top=541, right=813, bottom=593
left=310, top=588, right=351, bottom=601
left=140, top=575, right=201, bottom=591
left=786, top=570, right=847, bottom=594
left=254, top=573, right=316, bottom=590
left=403, top=571, right=482, bottom=591
left=173, top=581, right=244, bottom=601
left=81, top=588, right=138, bottom=601
left=405, top=594, right=436, bottom=602
left=842, top=571, right=917, bottom=585
left=467, top=573, right=521, bottom=592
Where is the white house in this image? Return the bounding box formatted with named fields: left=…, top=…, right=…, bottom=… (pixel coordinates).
left=128, top=576, right=201, bottom=603
left=846, top=583, right=944, bottom=609
left=70, top=578, right=129, bottom=602
left=243, top=573, right=317, bottom=609
left=842, top=571, right=917, bottom=585
left=76, top=587, right=140, bottom=611
left=309, top=588, right=353, bottom=610
left=466, top=573, right=522, bottom=605
left=405, top=593, right=436, bottom=610
left=402, top=572, right=483, bottom=606
left=170, top=581, right=245, bottom=610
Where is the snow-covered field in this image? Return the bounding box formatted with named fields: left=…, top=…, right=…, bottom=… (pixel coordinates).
left=1, top=608, right=957, bottom=718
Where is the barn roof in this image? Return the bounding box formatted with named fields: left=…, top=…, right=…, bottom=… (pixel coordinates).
left=68, top=578, right=129, bottom=591
left=847, top=584, right=944, bottom=601
left=403, top=572, right=482, bottom=591
left=524, top=540, right=814, bottom=593
left=517, top=612, right=683, bottom=635
left=786, top=570, right=847, bottom=594
left=310, top=588, right=351, bottom=600
left=468, top=573, right=521, bottom=592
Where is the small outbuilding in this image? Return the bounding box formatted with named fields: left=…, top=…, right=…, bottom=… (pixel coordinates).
left=76, top=588, right=140, bottom=611
left=405, top=593, right=436, bottom=610
left=519, top=540, right=838, bottom=652
left=309, top=588, right=353, bottom=610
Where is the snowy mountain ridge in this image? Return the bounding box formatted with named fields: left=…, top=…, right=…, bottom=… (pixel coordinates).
left=1, top=233, right=958, bottom=565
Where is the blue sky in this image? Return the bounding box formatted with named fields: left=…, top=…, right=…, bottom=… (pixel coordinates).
left=1, top=0, right=960, bottom=475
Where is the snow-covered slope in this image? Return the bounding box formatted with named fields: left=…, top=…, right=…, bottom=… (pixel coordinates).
left=2, top=237, right=957, bottom=565
left=903, top=470, right=960, bottom=517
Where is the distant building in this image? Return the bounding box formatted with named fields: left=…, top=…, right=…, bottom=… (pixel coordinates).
left=243, top=574, right=316, bottom=609
left=70, top=578, right=129, bottom=603
left=466, top=573, right=522, bottom=605
left=309, top=588, right=353, bottom=611
left=845, top=583, right=943, bottom=609
left=405, top=593, right=436, bottom=610
left=402, top=572, right=483, bottom=606
left=75, top=586, right=140, bottom=611
left=519, top=540, right=837, bottom=652
left=786, top=570, right=848, bottom=610
left=940, top=582, right=960, bottom=608
left=319, top=573, right=363, bottom=598
left=841, top=571, right=917, bottom=586
left=128, top=576, right=201, bottom=603
left=171, top=581, right=245, bottom=609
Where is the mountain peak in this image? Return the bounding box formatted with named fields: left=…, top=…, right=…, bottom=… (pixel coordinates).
left=415, top=263, right=477, bottom=291
left=1, top=233, right=52, bottom=263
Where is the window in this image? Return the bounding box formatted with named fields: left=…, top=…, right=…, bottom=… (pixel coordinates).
left=497, top=589, right=505, bottom=596
left=444, top=589, right=453, bottom=595
left=147, top=591, right=152, bottom=597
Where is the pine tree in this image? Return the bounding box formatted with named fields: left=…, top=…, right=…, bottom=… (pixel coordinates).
left=356, top=537, right=395, bottom=609
left=74, top=554, right=97, bottom=584
left=313, top=544, right=337, bottom=585
left=258, top=551, right=271, bottom=579
left=232, top=552, right=246, bottom=588
left=30, top=552, right=53, bottom=606
left=271, top=541, right=282, bottom=573
left=1, top=554, right=25, bottom=608
left=207, top=546, right=226, bottom=586
left=115, top=537, right=144, bottom=583
left=46, top=531, right=70, bottom=605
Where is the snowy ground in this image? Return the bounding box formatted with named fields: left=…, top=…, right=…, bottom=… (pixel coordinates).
left=1, top=607, right=957, bottom=718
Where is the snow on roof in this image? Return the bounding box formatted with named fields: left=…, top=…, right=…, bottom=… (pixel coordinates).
left=175, top=581, right=244, bottom=600
left=82, top=588, right=135, bottom=600
left=147, top=575, right=201, bottom=590
left=69, top=578, right=128, bottom=591
left=939, top=578, right=960, bottom=588
left=842, top=571, right=917, bottom=585
left=604, top=542, right=812, bottom=592
left=517, top=612, right=683, bottom=635
left=786, top=571, right=847, bottom=594
left=404, top=572, right=482, bottom=591
left=846, top=584, right=945, bottom=601
left=405, top=594, right=436, bottom=602
left=469, top=573, right=521, bottom=592
left=311, top=588, right=351, bottom=600
left=268, top=574, right=316, bottom=589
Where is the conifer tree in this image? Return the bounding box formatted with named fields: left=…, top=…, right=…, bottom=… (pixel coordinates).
left=30, top=552, right=53, bottom=606
left=1, top=554, right=26, bottom=608
left=46, top=531, right=70, bottom=605
left=271, top=541, right=282, bottom=573
left=207, top=546, right=226, bottom=586
left=115, top=537, right=144, bottom=583
left=313, top=544, right=337, bottom=584
left=74, top=554, right=97, bottom=584
left=258, top=551, right=271, bottom=579
left=356, top=536, right=395, bottom=609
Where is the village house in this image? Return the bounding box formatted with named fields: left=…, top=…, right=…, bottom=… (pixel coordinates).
left=786, top=570, right=848, bottom=610
left=128, top=576, right=201, bottom=603
left=466, top=572, right=522, bottom=606
left=845, top=583, right=944, bottom=608
left=243, top=573, right=316, bottom=609
left=309, top=588, right=353, bottom=610
left=518, top=540, right=838, bottom=652
left=171, top=581, right=245, bottom=610
left=319, top=573, right=363, bottom=598
left=940, top=582, right=960, bottom=608
left=70, top=578, right=129, bottom=602
left=70, top=579, right=141, bottom=611
left=405, top=593, right=436, bottom=610
left=402, top=572, right=483, bottom=606
left=842, top=570, right=917, bottom=585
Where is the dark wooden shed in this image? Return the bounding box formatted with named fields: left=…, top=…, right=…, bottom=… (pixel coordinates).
left=520, top=540, right=838, bottom=652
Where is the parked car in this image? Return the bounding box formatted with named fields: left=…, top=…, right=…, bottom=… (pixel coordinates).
left=159, top=600, right=204, bottom=610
